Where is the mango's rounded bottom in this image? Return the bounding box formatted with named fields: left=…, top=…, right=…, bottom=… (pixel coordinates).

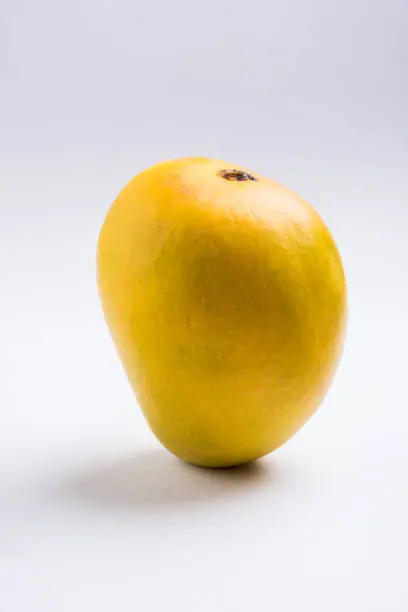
left=160, top=440, right=278, bottom=469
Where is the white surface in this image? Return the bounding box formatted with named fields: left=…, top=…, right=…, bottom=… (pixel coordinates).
left=1, top=0, right=407, bottom=610
left=2, top=295, right=408, bottom=611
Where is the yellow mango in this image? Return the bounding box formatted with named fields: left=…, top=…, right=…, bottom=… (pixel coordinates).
left=97, top=158, right=347, bottom=467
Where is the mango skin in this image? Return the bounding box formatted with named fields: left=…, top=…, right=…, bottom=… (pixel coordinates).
left=97, top=158, right=347, bottom=467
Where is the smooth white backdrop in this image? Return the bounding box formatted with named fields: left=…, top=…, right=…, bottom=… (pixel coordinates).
left=1, top=0, right=407, bottom=610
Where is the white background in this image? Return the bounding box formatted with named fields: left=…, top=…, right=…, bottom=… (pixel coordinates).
left=1, top=0, right=407, bottom=610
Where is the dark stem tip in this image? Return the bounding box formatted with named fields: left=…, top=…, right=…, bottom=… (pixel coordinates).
left=218, top=169, right=256, bottom=182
